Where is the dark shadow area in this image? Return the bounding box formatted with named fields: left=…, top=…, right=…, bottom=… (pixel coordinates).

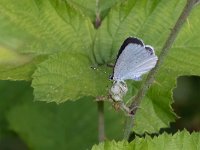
left=0, top=132, right=28, bottom=150
left=164, top=75, right=200, bottom=133
left=0, top=81, right=31, bottom=150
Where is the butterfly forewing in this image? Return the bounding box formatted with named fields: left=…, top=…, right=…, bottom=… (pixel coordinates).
left=112, top=37, right=158, bottom=81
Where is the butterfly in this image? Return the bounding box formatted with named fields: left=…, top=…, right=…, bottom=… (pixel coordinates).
left=110, top=37, right=158, bottom=102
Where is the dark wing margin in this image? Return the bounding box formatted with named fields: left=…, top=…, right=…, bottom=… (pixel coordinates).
left=110, top=37, right=144, bottom=80
left=116, top=37, right=144, bottom=59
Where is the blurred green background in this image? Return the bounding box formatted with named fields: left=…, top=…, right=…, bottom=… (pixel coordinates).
left=0, top=76, right=199, bottom=150
left=0, top=80, right=125, bottom=150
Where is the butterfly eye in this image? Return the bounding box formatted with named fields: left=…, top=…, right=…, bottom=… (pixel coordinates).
left=109, top=75, right=114, bottom=80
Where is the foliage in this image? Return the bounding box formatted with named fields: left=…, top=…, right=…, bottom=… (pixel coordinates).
left=0, top=0, right=200, bottom=149
left=0, top=81, right=124, bottom=149
left=92, top=130, right=200, bottom=150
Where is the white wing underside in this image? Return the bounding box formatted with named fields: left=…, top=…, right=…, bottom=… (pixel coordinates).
left=113, top=44, right=158, bottom=81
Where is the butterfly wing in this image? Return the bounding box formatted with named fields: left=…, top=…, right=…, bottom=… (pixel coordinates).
left=124, top=56, right=158, bottom=80
left=113, top=38, right=158, bottom=81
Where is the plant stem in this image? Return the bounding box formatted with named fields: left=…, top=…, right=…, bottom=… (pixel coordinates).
left=123, top=0, right=199, bottom=140
left=95, top=0, right=101, bottom=28
left=123, top=116, right=134, bottom=140
left=97, top=101, right=105, bottom=142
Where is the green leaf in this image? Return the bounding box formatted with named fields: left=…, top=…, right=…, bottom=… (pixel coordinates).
left=133, top=3, right=200, bottom=134
left=93, top=0, right=186, bottom=64
left=0, top=46, right=47, bottom=80
left=32, top=51, right=110, bottom=103
left=5, top=83, right=124, bottom=149
left=0, top=81, right=32, bottom=138
left=93, top=0, right=200, bottom=134
left=57, top=0, right=123, bottom=22
left=0, top=0, right=94, bottom=56
left=92, top=130, right=200, bottom=150
left=0, top=0, right=96, bottom=80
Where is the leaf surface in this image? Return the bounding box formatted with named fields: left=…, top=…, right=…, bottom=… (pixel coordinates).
left=92, top=130, right=200, bottom=150
left=32, top=51, right=110, bottom=103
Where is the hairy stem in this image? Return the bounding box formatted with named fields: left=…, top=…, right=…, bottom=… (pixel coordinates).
left=123, top=115, right=134, bottom=140
left=123, top=0, right=199, bottom=140
left=97, top=101, right=105, bottom=142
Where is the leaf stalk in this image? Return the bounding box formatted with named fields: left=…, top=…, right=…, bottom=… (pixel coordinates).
left=97, top=101, right=105, bottom=142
